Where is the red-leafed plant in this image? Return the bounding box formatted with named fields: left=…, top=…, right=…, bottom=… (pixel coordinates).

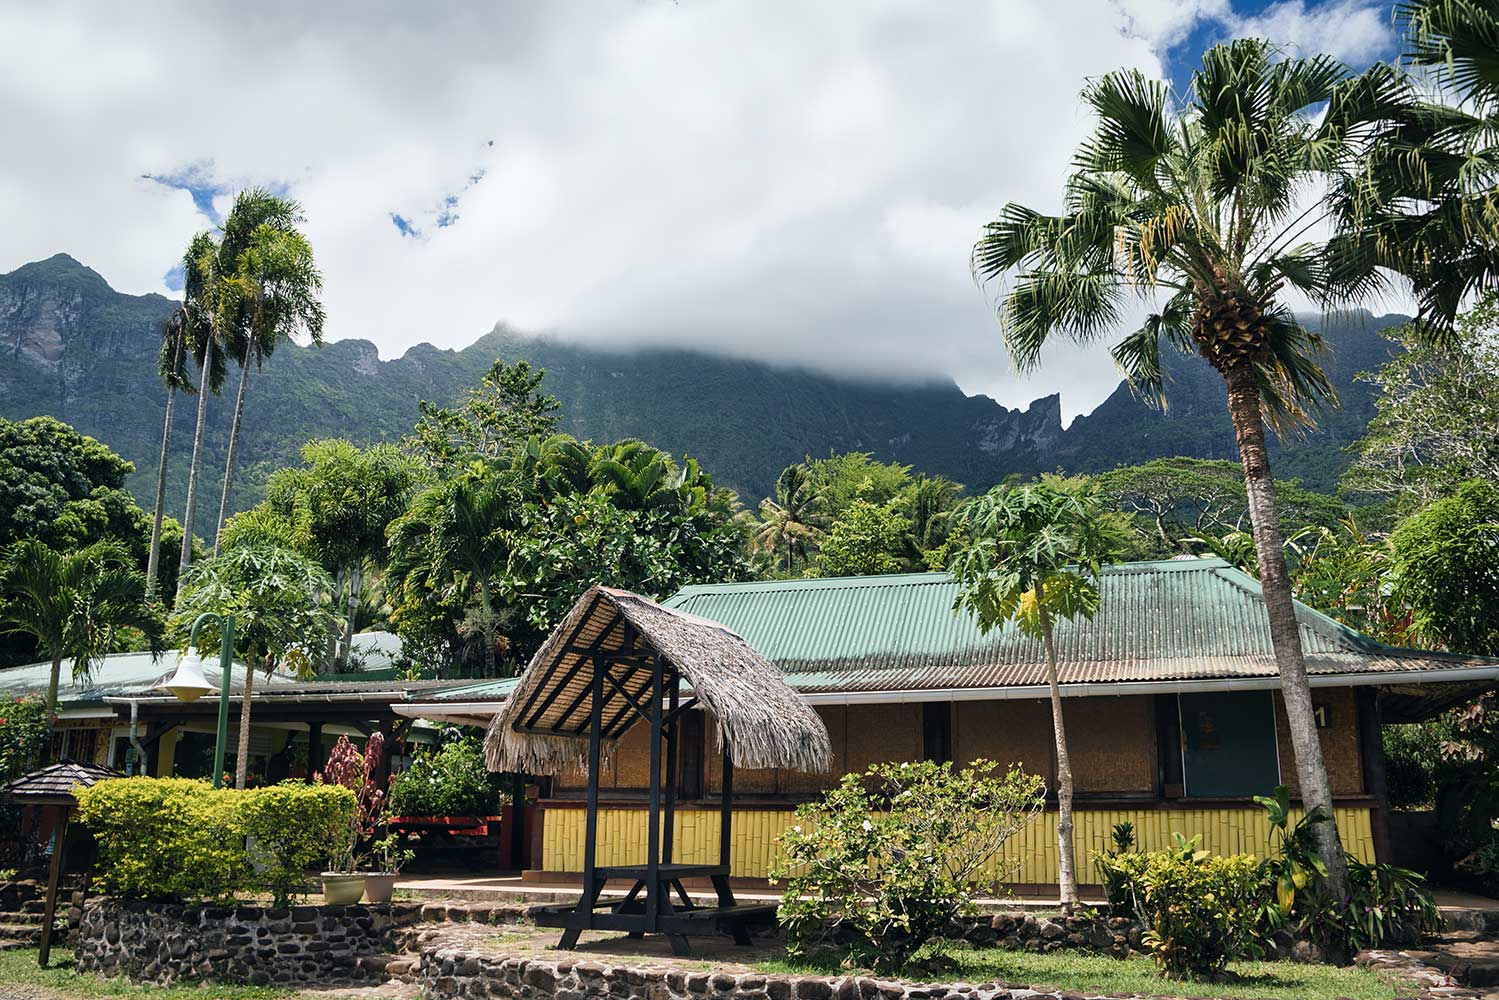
left=318, top=733, right=387, bottom=870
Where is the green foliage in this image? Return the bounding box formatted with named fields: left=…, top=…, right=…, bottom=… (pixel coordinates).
left=1382, top=720, right=1451, bottom=810
left=949, top=475, right=1129, bottom=640
left=0, top=695, right=48, bottom=781
left=1094, top=842, right=1266, bottom=980
left=771, top=759, right=1045, bottom=973
left=169, top=543, right=336, bottom=677
left=1344, top=296, right=1499, bottom=510
left=752, top=464, right=829, bottom=575
left=76, top=777, right=355, bottom=905
left=75, top=778, right=247, bottom=903
left=388, top=738, right=503, bottom=818
left=0, top=416, right=141, bottom=554
left=1390, top=479, right=1499, bottom=655
left=238, top=783, right=356, bottom=907
left=408, top=359, right=561, bottom=474
left=810, top=497, right=909, bottom=577
left=804, top=452, right=913, bottom=518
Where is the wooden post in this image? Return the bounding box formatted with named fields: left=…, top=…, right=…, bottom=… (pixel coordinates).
left=719, top=746, right=733, bottom=870
left=645, top=655, right=665, bottom=924
left=581, top=659, right=605, bottom=893
left=1358, top=687, right=1394, bottom=863
left=38, top=813, right=69, bottom=967
left=662, top=672, right=679, bottom=864
left=307, top=721, right=323, bottom=782
left=509, top=772, right=527, bottom=871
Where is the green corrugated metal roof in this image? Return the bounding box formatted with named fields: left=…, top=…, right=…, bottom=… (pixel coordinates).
left=662, top=557, right=1499, bottom=693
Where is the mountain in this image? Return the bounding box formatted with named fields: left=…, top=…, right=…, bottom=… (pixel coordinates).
left=0, top=254, right=1405, bottom=533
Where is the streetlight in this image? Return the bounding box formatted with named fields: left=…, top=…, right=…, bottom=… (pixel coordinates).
left=157, top=612, right=236, bottom=788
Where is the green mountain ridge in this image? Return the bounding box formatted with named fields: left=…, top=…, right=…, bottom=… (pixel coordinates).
left=0, top=254, right=1404, bottom=534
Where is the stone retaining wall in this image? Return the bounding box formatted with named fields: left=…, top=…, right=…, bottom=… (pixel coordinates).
left=75, top=899, right=424, bottom=986
left=418, top=948, right=1102, bottom=1000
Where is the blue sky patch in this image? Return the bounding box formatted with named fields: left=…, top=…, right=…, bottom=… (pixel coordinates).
left=390, top=213, right=422, bottom=238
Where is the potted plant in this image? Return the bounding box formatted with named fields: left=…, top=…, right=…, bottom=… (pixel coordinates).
left=321, top=822, right=366, bottom=905
left=318, top=733, right=388, bottom=906
left=363, top=830, right=414, bottom=903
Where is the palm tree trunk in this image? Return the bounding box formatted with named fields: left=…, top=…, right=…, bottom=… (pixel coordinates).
left=235, top=655, right=256, bottom=789
left=177, top=347, right=215, bottom=588
left=340, top=562, right=361, bottom=671
left=213, top=341, right=256, bottom=556
left=480, top=580, right=497, bottom=678
left=40, top=655, right=63, bottom=766
left=146, top=386, right=177, bottom=598
left=1224, top=365, right=1351, bottom=905
left=1034, top=590, right=1078, bottom=912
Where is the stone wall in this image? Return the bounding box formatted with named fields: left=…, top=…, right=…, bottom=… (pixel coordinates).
left=75, top=899, right=424, bottom=986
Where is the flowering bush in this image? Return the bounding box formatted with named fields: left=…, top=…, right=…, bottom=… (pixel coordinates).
left=388, top=738, right=500, bottom=818
left=0, top=696, right=47, bottom=782
left=770, top=759, right=1045, bottom=973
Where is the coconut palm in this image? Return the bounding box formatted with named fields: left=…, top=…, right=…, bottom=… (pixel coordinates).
left=948, top=476, right=1127, bottom=911
left=210, top=196, right=325, bottom=555
left=0, top=540, right=163, bottom=759
left=754, top=464, right=829, bottom=574
left=971, top=39, right=1423, bottom=901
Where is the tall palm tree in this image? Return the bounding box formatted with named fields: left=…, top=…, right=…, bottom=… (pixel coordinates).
left=0, top=540, right=162, bottom=760
left=753, top=464, right=828, bottom=573
left=949, top=476, right=1126, bottom=910
left=211, top=196, right=325, bottom=555
left=173, top=232, right=238, bottom=590
left=971, top=40, right=1422, bottom=902
left=1358, top=0, right=1499, bottom=321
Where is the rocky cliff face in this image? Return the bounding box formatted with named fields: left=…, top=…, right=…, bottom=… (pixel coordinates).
left=0, top=254, right=1399, bottom=534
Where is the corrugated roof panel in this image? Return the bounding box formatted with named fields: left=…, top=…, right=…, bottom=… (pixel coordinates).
left=664, top=558, right=1499, bottom=693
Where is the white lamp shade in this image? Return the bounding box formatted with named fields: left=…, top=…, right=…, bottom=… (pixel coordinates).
left=158, top=647, right=215, bottom=702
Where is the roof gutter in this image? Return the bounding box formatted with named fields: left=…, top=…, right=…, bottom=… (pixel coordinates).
left=393, top=702, right=504, bottom=725
left=794, top=665, right=1499, bottom=705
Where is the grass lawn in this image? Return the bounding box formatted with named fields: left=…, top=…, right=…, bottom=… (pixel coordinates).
left=0, top=948, right=294, bottom=1000
left=762, top=948, right=1414, bottom=1000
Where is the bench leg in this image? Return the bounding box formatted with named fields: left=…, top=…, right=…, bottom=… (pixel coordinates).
left=558, top=876, right=607, bottom=950
left=666, top=933, right=693, bottom=956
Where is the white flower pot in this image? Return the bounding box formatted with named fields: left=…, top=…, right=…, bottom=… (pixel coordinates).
left=321, top=872, right=366, bottom=905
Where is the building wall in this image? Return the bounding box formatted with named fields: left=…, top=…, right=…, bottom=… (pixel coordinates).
left=1273, top=688, right=1365, bottom=798
left=537, top=801, right=1379, bottom=883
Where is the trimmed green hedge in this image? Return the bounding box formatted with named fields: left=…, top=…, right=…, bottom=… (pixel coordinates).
left=75, top=777, right=354, bottom=906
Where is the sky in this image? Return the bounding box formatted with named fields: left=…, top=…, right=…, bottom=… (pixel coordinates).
left=0, top=0, right=1402, bottom=420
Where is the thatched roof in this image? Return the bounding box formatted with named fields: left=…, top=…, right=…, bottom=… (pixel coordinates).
left=485, top=586, right=832, bottom=775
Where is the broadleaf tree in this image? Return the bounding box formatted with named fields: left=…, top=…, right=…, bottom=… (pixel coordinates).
left=948, top=475, right=1127, bottom=910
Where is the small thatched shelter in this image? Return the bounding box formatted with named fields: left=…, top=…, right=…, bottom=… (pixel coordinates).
left=484, top=585, right=830, bottom=954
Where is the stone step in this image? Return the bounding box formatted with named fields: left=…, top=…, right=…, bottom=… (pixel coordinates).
left=0, top=922, right=66, bottom=944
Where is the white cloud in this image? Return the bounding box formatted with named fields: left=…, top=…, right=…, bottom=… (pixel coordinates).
left=1232, top=0, right=1394, bottom=63
left=0, top=1, right=1394, bottom=423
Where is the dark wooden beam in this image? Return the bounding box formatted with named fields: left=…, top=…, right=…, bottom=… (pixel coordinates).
left=719, top=749, right=734, bottom=869
left=514, top=592, right=603, bottom=724
left=645, top=654, right=665, bottom=924
left=546, top=616, right=627, bottom=731
left=662, top=673, right=680, bottom=864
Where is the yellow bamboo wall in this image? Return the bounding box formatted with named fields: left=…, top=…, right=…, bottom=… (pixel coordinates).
left=540, top=804, right=1376, bottom=884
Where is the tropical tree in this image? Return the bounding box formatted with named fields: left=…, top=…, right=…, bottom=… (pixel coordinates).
left=0, top=540, right=162, bottom=759
left=386, top=466, right=519, bottom=678
left=170, top=543, right=335, bottom=788
left=753, top=464, right=829, bottom=573
left=407, top=359, right=561, bottom=473
left=970, top=40, right=1423, bottom=898
left=145, top=278, right=210, bottom=597
left=210, top=193, right=325, bottom=555
left=1391, top=478, right=1499, bottom=656
left=948, top=476, right=1127, bottom=910
left=811, top=497, right=910, bottom=577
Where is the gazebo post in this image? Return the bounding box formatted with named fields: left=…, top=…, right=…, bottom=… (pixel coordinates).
left=661, top=672, right=679, bottom=864
left=719, top=748, right=733, bottom=873
left=38, top=813, right=69, bottom=967
left=560, top=655, right=607, bottom=949
left=644, top=655, right=665, bottom=924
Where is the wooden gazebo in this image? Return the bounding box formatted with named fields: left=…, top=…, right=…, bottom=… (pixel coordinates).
left=485, top=586, right=830, bottom=954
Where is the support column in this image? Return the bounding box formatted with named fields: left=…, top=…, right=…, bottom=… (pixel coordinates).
left=307, top=721, right=324, bottom=782
left=1357, top=687, right=1393, bottom=863
left=645, top=656, right=664, bottom=923
left=719, top=746, right=733, bottom=870
left=662, top=673, right=679, bottom=864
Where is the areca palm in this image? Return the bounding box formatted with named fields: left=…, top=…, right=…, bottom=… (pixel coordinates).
left=0, top=540, right=163, bottom=758
left=971, top=39, right=1420, bottom=902
left=753, top=464, right=828, bottom=573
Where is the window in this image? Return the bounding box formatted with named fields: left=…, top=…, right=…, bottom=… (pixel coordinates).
left=1179, top=691, right=1280, bottom=798
left=922, top=702, right=952, bottom=764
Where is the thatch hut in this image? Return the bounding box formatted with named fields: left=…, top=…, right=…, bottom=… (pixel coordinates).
left=484, top=585, right=830, bottom=954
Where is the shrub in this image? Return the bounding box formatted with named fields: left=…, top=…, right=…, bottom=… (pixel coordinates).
left=770, top=759, right=1045, bottom=973
left=0, top=696, right=47, bottom=782
left=388, top=738, right=500, bottom=818
left=75, top=777, right=356, bottom=904
left=75, top=777, right=246, bottom=902
left=240, top=783, right=356, bottom=906
left=1094, top=836, right=1265, bottom=980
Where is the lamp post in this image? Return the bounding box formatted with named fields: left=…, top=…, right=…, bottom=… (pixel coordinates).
left=157, top=612, right=236, bottom=788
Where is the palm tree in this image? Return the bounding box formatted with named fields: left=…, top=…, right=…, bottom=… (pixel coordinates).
left=753, top=464, right=829, bottom=573
left=948, top=476, right=1126, bottom=911
left=0, top=540, right=162, bottom=759
left=211, top=195, right=325, bottom=555
left=971, top=40, right=1422, bottom=901
left=387, top=468, right=517, bottom=677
